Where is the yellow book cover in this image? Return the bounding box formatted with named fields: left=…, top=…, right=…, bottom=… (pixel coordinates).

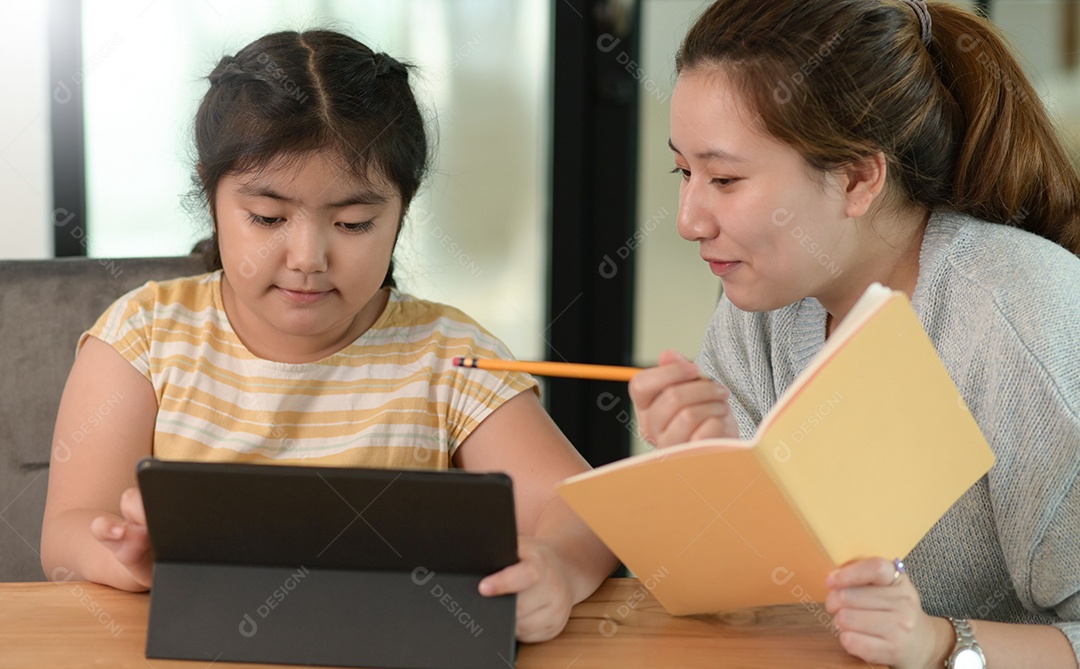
left=557, top=284, right=996, bottom=615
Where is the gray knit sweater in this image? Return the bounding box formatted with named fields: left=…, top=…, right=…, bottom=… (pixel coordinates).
left=697, top=211, right=1080, bottom=660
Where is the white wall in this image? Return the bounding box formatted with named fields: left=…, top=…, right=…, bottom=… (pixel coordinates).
left=0, top=2, right=51, bottom=259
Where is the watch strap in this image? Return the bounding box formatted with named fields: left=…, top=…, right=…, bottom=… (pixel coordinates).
left=945, top=617, right=985, bottom=669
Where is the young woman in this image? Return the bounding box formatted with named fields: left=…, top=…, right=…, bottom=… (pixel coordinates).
left=41, top=29, right=615, bottom=643
left=630, top=1, right=1080, bottom=667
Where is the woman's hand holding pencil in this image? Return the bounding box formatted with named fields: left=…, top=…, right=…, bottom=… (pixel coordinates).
left=627, top=350, right=739, bottom=447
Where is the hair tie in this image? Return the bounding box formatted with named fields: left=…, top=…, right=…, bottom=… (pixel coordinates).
left=902, top=0, right=932, bottom=46
left=209, top=55, right=256, bottom=87
left=372, top=52, right=403, bottom=77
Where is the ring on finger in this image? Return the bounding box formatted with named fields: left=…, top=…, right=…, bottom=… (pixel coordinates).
left=890, top=558, right=906, bottom=586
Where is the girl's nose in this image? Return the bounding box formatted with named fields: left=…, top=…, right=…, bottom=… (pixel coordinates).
left=285, top=220, right=329, bottom=274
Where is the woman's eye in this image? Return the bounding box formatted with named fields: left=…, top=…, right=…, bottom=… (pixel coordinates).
left=248, top=214, right=284, bottom=227
left=670, top=167, right=737, bottom=188
left=338, top=220, right=375, bottom=233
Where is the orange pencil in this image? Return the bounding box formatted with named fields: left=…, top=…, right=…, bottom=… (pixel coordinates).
left=453, top=356, right=641, bottom=382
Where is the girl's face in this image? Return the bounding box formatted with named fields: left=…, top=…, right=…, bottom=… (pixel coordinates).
left=670, top=69, right=862, bottom=313
left=214, top=151, right=402, bottom=361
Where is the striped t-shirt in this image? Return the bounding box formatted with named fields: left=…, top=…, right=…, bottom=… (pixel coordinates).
left=81, top=271, right=537, bottom=469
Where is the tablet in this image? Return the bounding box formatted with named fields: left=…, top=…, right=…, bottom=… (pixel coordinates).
left=137, top=458, right=518, bottom=669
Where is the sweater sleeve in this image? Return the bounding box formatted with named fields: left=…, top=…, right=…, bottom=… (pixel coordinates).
left=1041, top=476, right=1080, bottom=658
left=1003, top=376, right=1080, bottom=656
left=695, top=296, right=773, bottom=441
left=971, top=301, right=1080, bottom=659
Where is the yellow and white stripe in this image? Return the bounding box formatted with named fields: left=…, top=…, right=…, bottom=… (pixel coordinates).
left=81, top=271, right=537, bottom=469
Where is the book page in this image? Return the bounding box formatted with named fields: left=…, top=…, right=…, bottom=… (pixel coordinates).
left=558, top=446, right=835, bottom=614
left=755, top=282, right=892, bottom=438
left=757, top=293, right=994, bottom=563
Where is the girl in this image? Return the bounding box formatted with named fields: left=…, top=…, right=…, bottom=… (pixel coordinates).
left=40, top=29, right=615, bottom=643
left=629, top=1, right=1080, bottom=667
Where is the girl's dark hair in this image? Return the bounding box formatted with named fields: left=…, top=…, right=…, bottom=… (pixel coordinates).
left=676, top=0, right=1080, bottom=254
left=191, top=30, right=430, bottom=286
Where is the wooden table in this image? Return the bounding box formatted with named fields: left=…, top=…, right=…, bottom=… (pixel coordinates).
left=0, top=578, right=880, bottom=668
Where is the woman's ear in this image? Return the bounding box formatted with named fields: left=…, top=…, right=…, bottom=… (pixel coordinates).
left=840, top=152, right=888, bottom=219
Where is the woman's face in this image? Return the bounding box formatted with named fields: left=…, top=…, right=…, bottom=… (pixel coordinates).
left=214, top=151, right=402, bottom=359
left=670, top=69, right=862, bottom=312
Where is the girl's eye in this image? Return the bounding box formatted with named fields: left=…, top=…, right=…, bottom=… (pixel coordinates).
left=338, top=220, right=375, bottom=233
left=248, top=214, right=284, bottom=227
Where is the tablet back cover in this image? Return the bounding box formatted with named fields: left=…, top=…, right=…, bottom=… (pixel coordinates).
left=139, top=460, right=517, bottom=669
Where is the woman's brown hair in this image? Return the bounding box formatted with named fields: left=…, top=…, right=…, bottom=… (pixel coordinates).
left=677, top=0, right=1080, bottom=254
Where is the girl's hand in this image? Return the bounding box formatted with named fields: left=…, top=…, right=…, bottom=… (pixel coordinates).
left=629, top=349, right=739, bottom=447
left=477, top=536, right=575, bottom=643
left=88, top=487, right=153, bottom=589
left=825, top=557, right=953, bottom=669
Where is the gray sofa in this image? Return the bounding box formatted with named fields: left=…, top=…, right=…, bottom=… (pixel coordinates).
left=0, top=255, right=204, bottom=581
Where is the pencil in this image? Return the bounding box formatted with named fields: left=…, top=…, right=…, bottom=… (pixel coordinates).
left=453, top=356, right=641, bottom=382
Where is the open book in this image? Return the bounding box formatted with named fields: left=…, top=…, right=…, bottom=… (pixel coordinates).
left=557, top=283, right=995, bottom=615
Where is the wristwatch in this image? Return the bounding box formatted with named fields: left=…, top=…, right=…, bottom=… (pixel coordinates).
left=945, top=617, right=986, bottom=669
